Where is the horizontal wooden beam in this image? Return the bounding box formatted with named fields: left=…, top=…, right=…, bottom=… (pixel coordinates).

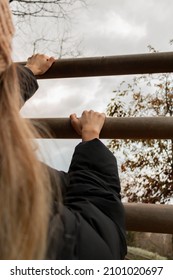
left=29, top=117, right=173, bottom=139
left=124, top=203, right=173, bottom=234
left=19, top=52, right=173, bottom=79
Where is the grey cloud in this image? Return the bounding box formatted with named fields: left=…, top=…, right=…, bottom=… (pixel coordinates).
left=35, top=139, right=80, bottom=172
left=73, top=0, right=173, bottom=56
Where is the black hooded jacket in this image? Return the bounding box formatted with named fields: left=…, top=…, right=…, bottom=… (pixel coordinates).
left=18, top=65, right=127, bottom=260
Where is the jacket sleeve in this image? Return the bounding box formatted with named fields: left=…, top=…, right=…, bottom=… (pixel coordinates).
left=65, top=138, right=127, bottom=259
left=17, top=64, right=39, bottom=104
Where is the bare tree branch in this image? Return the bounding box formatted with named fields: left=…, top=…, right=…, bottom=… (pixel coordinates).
left=11, top=0, right=87, bottom=58
left=10, top=0, right=87, bottom=19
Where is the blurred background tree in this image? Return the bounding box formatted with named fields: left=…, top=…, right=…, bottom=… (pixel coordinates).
left=107, top=49, right=173, bottom=203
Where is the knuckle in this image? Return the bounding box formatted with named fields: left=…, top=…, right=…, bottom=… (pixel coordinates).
left=82, top=110, right=88, bottom=115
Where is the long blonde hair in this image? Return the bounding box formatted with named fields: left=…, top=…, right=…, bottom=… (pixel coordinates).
left=0, top=0, right=51, bottom=259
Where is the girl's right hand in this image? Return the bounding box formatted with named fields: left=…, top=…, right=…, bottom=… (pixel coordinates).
left=70, top=110, right=106, bottom=141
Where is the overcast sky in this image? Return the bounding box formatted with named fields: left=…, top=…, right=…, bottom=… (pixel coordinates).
left=13, top=0, right=173, bottom=171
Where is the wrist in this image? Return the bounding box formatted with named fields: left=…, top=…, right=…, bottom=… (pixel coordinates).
left=81, top=129, right=100, bottom=141
left=25, top=65, right=41, bottom=75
